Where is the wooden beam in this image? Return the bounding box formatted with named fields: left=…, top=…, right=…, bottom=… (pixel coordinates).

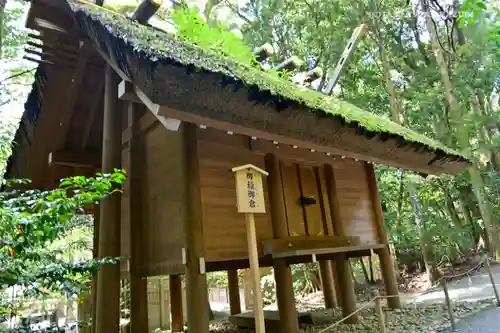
left=118, top=80, right=181, bottom=131
left=365, top=162, right=401, bottom=308
left=323, top=24, right=367, bottom=95
left=261, top=236, right=361, bottom=256
left=182, top=123, right=209, bottom=333
left=95, top=66, right=122, bottom=333
left=48, top=150, right=101, bottom=169
left=324, top=164, right=358, bottom=323
left=131, top=0, right=163, bottom=25
left=264, top=154, right=299, bottom=333
left=122, top=112, right=158, bottom=145
left=53, top=41, right=90, bottom=150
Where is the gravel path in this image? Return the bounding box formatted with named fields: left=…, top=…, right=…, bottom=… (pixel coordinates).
left=449, top=306, right=500, bottom=333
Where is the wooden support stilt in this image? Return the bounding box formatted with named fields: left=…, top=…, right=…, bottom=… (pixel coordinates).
left=127, top=102, right=149, bottom=333
left=319, top=261, right=337, bottom=308
left=170, top=275, right=184, bottom=333
left=324, top=164, right=358, bottom=323
left=182, top=123, right=209, bottom=333
left=95, top=66, right=122, bottom=333
left=91, top=206, right=99, bottom=333
left=228, top=270, right=242, bottom=315
left=329, top=261, right=343, bottom=306
left=265, top=154, right=300, bottom=333
left=365, top=162, right=401, bottom=308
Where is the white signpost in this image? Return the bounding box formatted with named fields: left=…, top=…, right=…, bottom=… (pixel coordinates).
left=232, top=164, right=269, bottom=333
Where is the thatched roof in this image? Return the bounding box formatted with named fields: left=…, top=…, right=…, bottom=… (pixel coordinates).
left=5, top=0, right=471, bottom=181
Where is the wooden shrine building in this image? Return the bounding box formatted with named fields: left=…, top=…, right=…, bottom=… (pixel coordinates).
left=5, top=0, right=471, bottom=332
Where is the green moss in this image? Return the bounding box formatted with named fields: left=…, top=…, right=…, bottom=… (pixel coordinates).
left=71, top=0, right=466, bottom=159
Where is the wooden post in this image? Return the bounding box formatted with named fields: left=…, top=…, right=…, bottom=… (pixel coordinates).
left=170, top=275, right=184, bottom=332
left=484, top=255, right=500, bottom=306
left=228, top=270, right=242, bottom=315
left=374, top=291, right=386, bottom=333
left=246, top=213, right=265, bottom=333
left=91, top=207, right=99, bottom=333
left=127, top=102, right=149, bottom=333
left=365, top=162, right=401, bottom=308
left=232, top=164, right=269, bottom=333
left=265, top=154, right=300, bottom=333
left=182, top=123, right=209, bottom=333
left=330, top=261, right=343, bottom=306
left=319, top=261, right=337, bottom=308
left=441, top=279, right=457, bottom=331
left=324, top=164, right=358, bottom=323
left=95, top=66, right=122, bottom=333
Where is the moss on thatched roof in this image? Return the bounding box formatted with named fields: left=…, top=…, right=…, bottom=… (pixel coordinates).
left=70, top=0, right=467, bottom=161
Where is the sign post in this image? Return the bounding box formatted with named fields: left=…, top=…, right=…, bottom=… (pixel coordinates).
left=232, top=164, right=269, bottom=333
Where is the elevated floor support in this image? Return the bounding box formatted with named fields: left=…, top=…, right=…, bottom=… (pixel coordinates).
left=127, top=102, right=149, bottom=333
left=95, top=66, right=122, bottom=333
left=319, top=260, right=337, bottom=308
left=365, top=162, right=401, bottom=308
left=170, top=275, right=184, bottom=332
left=228, top=270, right=242, bottom=315
left=182, top=123, right=210, bottom=333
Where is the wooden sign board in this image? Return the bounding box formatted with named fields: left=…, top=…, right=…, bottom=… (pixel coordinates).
left=232, top=164, right=269, bottom=214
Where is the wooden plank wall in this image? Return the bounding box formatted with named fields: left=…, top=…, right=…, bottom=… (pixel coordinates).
left=332, top=159, right=378, bottom=243
left=121, top=125, right=186, bottom=276
left=197, top=129, right=274, bottom=262
left=124, top=126, right=381, bottom=273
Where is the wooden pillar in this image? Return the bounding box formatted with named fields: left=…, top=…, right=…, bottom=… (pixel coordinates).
left=319, top=261, right=337, bottom=308
left=95, top=66, right=122, bottom=333
left=265, top=154, right=299, bottom=333
left=127, top=102, right=149, bottom=333
left=324, top=164, right=358, bottom=323
left=91, top=206, right=99, bottom=333
left=365, top=163, right=401, bottom=308
left=330, top=261, right=343, bottom=306
left=182, top=123, right=209, bottom=333
left=228, top=270, right=242, bottom=315
left=170, top=275, right=184, bottom=332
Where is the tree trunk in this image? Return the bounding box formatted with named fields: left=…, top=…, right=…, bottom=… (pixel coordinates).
left=372, top=9, right=437, bottom=279
left=408, top=183, right=438, bottom=282
left=421, top=0, right=500, bottom=259
left=0, top=0, right=7, bottom=59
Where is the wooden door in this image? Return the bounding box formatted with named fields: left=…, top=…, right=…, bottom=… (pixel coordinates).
left=280, top=163, right=333, bottom=237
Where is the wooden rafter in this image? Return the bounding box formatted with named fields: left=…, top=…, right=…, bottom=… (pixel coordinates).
left=80, top=79, right=104, bottom=151
left=53, top=41, right=90, bottom=150
left=48, top=150, right=101, bottom=169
